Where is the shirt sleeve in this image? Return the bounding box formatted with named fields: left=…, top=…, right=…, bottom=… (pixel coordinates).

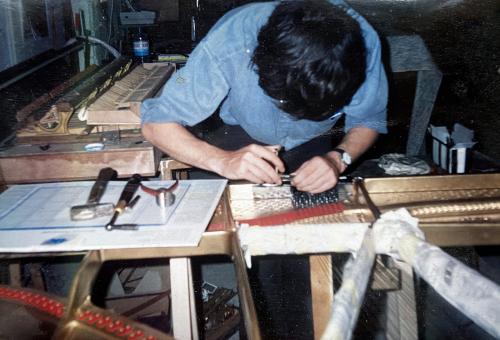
left=343, top=18, right=388, bottom=134
left=141, top=42, right=230, bottom=126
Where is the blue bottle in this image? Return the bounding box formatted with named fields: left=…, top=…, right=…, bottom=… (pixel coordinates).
left=133, top=28, right=150, bottom=63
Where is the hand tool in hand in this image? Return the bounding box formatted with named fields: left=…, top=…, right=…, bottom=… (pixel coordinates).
left=280, top=173, right=294, bottom=184
left=140, top=180, right=179, bottom=208
left=105, top=174, right=142, bottom=231
left=70, top=167, right=117, bottom=221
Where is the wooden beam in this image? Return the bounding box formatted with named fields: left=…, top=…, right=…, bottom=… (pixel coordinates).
left=310, top=255, right=334, bottom=339
left=0, top=137, right=160, bottom=183
left=170, top=257, right=198, bottom=340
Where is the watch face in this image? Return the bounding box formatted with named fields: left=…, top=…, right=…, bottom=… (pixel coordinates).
left=342, top=152, right=352, bottom=165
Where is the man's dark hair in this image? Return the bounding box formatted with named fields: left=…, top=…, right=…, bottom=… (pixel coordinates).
left=251, top=0, right=366, bottom=121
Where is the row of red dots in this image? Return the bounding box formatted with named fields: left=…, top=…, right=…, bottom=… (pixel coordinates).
left=77, top=309, right=157, bottom=340
left=0, top=286, right=65, bottom=318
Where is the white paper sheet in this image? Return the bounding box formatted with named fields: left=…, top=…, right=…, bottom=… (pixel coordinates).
left=0, top=179, right=227, bottom=252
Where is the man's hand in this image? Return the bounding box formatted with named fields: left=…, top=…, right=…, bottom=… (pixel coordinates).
left=291, top=127, right=379, bottom=193
left=291, top=154, right=344, bottom=193
left=216, top=144, right=285, bottom=184
left=143, top=123, right=285, bottom=184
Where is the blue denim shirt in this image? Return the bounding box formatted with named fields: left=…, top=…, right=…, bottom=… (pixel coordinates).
left=141, top=1, right=388, bottom=150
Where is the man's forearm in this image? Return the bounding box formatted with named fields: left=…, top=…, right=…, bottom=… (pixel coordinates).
left=329, top=126, right=379, bottom=163
left=142, top=122, right=227, bottom=174
left=142, top=122, right=284, bottom=183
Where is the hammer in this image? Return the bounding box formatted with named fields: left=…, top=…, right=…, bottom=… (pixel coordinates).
left=70, top=167, right=117, bottom=221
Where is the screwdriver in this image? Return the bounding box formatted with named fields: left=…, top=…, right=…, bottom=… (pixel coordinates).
left=105, top=174, right=142, bottom=231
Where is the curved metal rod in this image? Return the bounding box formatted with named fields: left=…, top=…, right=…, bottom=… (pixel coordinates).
left=140, top=180, right=179, bottom=196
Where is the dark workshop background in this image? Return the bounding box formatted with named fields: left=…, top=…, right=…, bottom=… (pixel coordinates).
left=0, top=1, right=498, bottom=339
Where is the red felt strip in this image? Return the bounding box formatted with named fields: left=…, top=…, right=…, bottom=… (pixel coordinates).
left=237, top=202, right=345, bottom=227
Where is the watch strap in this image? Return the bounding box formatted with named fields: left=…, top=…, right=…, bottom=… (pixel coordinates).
left=331, top=148, right=352, bottom=165
left=332, top=147, right=346, bottom=155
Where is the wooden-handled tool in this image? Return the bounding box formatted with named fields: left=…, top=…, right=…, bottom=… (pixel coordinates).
left=105, top=174, right=142, bottom=231
left=70, top=167, right=117, bottom=221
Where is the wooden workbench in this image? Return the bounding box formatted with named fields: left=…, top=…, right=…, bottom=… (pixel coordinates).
left=1, top=174, right=499, bottom=339
left=0, top=135, right=160, bottom=183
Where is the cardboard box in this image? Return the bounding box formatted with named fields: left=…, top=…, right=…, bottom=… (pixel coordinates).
left=429, top=123, right=476, bottom=173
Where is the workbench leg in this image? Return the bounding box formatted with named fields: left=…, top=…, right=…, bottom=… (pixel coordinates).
left=187, top=259, right=199, bottom=340
left=159, top=159, right=191, bottom=180
left=310, top=254, right=334, bottom=339
left=8, top=262, right=21, bottom=287
left=385, top=261, right=418, bottom=340
left=170, top=257, right=199, bottom=340
left=29, top=263, right=46, bottom=291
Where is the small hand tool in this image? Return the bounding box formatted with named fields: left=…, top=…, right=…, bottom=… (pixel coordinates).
left=260, top=174, right=294, bottom=187
left=70, top=167, right=117, bottom=221
left=140, top=180, right=179, bottom=208
left=280, top=174, right=294, bottom=184
left=105, top=174, right=142, bottom=231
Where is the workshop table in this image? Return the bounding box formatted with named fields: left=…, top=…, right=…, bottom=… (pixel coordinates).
left=0, top=191, right=260, bottom=340
left=2, top=174, right=500, bottom=340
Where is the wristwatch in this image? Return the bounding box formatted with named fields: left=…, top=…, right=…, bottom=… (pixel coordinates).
left=332, top=148, right=352, bottom=166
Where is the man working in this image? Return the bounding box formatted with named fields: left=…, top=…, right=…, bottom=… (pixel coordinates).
left=141, top=0, right=387, bottom=193
left=142, top=1, right=387, bottom=337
